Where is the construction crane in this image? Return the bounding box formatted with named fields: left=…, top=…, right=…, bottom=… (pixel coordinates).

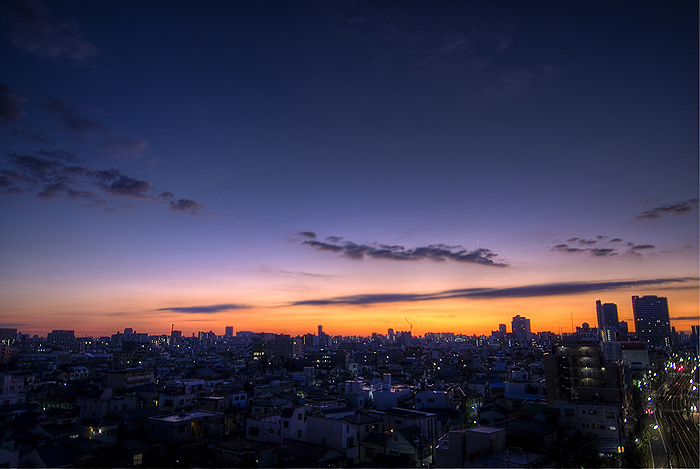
left=405, top=318, right=413, bottom=333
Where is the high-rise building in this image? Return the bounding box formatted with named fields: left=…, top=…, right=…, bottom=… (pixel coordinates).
left=596, top=300, right=620, bottom=341
left=632, top=295, right=671, bottom=350
left=225, top=326, right=233, bottom=337
left=511, top=315, right=531, bottom=341
left=595, top=301, right=619, bottom=330
left=499, top=324, right=507, bottom=334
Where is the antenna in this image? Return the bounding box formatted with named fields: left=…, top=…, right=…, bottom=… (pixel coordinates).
left=570, top=312, right=574, bottom=333
left=405, top=318, right=413, bottom=334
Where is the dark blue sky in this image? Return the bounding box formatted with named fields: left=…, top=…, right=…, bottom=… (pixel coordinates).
left=1, top=0, right=697, bottom=336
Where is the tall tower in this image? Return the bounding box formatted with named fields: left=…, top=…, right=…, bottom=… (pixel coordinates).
left=632, top=295, right=671, bottom=349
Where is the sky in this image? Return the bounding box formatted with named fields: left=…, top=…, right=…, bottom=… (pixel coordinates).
left=1, top=0, right=698, bottom=338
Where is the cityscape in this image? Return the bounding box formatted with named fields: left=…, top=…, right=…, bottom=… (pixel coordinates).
left=0, top=295, right=698, bottom=467
left=1, top=0, right=699, bottom=468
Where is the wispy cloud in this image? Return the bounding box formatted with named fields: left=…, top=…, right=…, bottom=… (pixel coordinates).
left=0, top=84, right=26, bottom=127
left=8, top=0, right=98, bottom=61
left=159, top=192, right=204, bottom=215
left=299, top=232, right=507, bottom=267
left=325, top=5, right=556, bottom=101
left=45, top=98, right=104, bottom=135
left=671, top=316, right=699, bottom=321
left=156, top=304, right=251, bottom=314
left=1, top=150, right=204, bottom=214
left=95, top=137, right=148, bottom=159
left=553, top=235, right=657, bottom=257
left=292, top=277, right=696, bottom=306
left=637, top=199, right=699, bottom=220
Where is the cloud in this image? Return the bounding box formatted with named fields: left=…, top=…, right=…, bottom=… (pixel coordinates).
left=588, top=248, right=618, bottom=257
left=169, top=198, right=204, bottom=215
left=8, top=0, right=98, bottom=61
left=298, top=231, right=317, bottom=239
left=37, top=149, right=80, bottom=162
left=37, top=181, right=69, bottom=199
left=303, top=239, right=344, bottom=253
left=45, top=98, right=105, bottom=134
left=578, top=239, right=598, bottom=245
left=1, top=149, right=203, bottom=214
left=66, top=188, right=98, bottom=200
left=94, top=168, right=121, bottom=181
left=637, top=199, right=699, bottom=220
left=11, top=127, right=56, bottom=145
left=7, top=151, right=78, bottom=181
left=156, top=304, right=250, bottom=314
left=96, top=175, right=151, bottom=199
left=96, top=137, right=148, bottom=159
left=553, top=235, right=658, bottom=257
left=0, top=83, right=26, bottom=126
left=629, top=244, right=655, bottom=251
left=292, top=277, right=696, bottom=306
left=671, top=316, right=699, bottom=321
left=301, top=233, right=507, bottom=267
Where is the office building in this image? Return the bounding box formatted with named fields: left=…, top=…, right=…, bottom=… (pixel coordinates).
left=595, top=301, right=619, bottom=337
left=225, top=326, right=233, bottom=337
left=632, top=295, right=671, bottom=350
left=511, top=315, right=531, bottom=341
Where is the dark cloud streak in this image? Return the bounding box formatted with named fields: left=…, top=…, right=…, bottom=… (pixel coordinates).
left=301, top=233, right=507, bottom=267
left=637, top=199, right=699, bottom=220
left=156, top=304, right=250, bottom=314
left=292, top=278, right=696, bottom=306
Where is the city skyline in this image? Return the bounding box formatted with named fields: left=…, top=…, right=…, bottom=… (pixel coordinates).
left=1, top=1, right=698, bottom=337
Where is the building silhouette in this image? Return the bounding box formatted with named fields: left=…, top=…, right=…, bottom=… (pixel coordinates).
left=595, top=301, right=619, bottom=329
left=595, top=300, right=620, bottom=341
left=632, top=295, right=671, bottom=350
left=511, top=315, right=531, bottom=341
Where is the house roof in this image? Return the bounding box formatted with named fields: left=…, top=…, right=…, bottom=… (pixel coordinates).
left=32, top=446, right=73, bottom=467
left=397, top=425, right=429, bottom=449
left=276, top=439, right=344, bottom=466
left=104, top=407, right=164, bottom=423
left=363, top=431, right=392, bottom=446
left=213, top=436, right=278, bottom=453
left=495, top=416, right=557, bottom=435
left=341, top=412, right=383, bottom=426
left=280, top=407, right=296, bottom=418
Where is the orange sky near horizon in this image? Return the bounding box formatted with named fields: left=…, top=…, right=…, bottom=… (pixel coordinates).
left=13, top=284, right=698, bottom=338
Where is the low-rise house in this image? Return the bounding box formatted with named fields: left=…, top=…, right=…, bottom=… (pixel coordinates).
left=435, top=426, right=506, bottom=467
left=104, top=407, right=165, bottom=440
left=307, top=414, right=359, bottom=462
left=210, top=436, right=279, bottom=467
left=383, top=425, right=431, bottom=467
